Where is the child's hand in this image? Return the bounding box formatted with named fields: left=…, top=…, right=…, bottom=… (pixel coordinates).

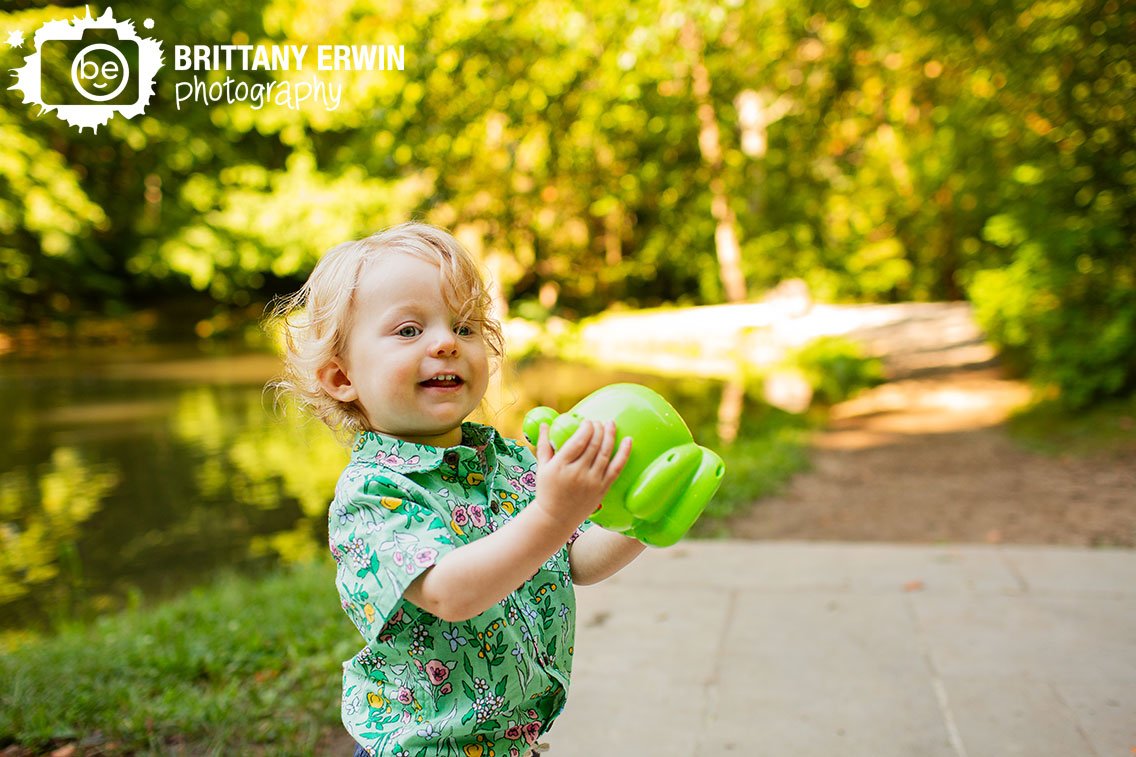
left=535, top=420, right=632, bottom=529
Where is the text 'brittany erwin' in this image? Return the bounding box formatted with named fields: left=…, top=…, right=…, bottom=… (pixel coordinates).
left=172, top=44, right=406, bottom=72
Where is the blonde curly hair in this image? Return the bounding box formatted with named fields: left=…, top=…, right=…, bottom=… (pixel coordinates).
left=268, top=222, right=504, bottom=434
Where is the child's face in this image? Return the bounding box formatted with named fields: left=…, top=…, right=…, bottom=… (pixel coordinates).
left=323, top=252, right=489, bottom=448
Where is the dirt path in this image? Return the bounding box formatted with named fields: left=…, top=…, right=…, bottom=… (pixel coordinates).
left=726, top=309, right=1136, bottom=547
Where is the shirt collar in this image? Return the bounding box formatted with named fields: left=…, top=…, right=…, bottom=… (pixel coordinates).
left=350, top=422, right=504, bottom=475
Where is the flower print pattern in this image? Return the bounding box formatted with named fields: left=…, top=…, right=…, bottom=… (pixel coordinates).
left=443, top=627, right=468, bottom=652
left=375, top=531, right=440, bottom=577
left=522, top=721, right=543, bottom=744
left=376, top=451, right=422, bottom=469
left=452, top=505, right=470, bottom=531
left=496, top=489, right=521, bottom=515
left=472, top=692, right=506, bottom=723
left=331, top=423, right=587, bottom=756
left=335, top=504, right=355, bottom=526
left=344, top=696, right=362, bottom=718
left=424, top=659, right=451, bottom=685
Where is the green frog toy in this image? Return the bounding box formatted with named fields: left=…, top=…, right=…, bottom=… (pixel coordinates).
left=523, top=383, right=725, bottom=547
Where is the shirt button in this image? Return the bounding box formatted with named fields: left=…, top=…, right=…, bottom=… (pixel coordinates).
left=490, top=501, right=500, bottom=514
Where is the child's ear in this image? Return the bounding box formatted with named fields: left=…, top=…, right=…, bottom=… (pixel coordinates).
left=316, top=358, right=359, bottom=403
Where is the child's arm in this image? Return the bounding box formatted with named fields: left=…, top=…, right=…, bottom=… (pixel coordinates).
left=403, top=420, right=631, bottom=622
left=567, top=527, right=646, bottom=586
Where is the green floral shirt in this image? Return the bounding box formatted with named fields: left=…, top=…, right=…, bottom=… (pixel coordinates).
left=329, top=423, right=587, bottom=757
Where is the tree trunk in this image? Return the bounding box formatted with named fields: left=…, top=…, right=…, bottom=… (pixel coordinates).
left=682, top=20, right=748, bottom=303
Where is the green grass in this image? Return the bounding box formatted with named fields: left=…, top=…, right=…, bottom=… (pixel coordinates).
left=0, top=562, right=355, bottom=756
left=1007, top=393, right=1136, bottom=457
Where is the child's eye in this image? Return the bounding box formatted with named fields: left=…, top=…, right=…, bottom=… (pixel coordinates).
left=454, top=323, right=475, bottom=337
left=397, top=325, right=421, bottom=338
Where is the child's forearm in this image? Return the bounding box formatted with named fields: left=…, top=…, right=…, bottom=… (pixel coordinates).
left=403, top=502, right=580, bottom=622
left=568, top=527, right=646, bottom=586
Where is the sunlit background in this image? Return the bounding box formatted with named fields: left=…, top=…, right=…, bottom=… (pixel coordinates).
left=0, top=0, right=1132, bottom=641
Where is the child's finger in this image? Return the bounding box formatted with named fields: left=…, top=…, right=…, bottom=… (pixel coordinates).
left=557, top=421, right=594, bottom=462
left=591, top=421, right=616, bottom=472
left=579, top=420, right=605, bottom=466
left=537, top=424, right=553, bottom=464
left=604, top=436, right=633, bottom=485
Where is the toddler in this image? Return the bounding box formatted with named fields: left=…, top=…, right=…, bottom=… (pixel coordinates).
left=272, top=222, right=645, bottom=756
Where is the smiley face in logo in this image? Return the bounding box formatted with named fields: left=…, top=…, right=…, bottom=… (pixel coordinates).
left=69, top=41, right=132, bottom=102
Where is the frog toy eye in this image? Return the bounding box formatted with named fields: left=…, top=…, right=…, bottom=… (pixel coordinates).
left=522, top=406, right=561, bottom=446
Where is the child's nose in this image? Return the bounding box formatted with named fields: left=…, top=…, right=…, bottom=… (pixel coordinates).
left=429, top=329, right=459, bottom=356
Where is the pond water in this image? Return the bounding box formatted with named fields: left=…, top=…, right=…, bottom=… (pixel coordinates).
left=0, top=345, right=778, bottom=632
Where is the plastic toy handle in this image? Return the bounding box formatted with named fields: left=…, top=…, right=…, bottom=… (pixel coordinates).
left=623, top=443, right=703, bottom=521
left=633, top=447, right=725, bottom=547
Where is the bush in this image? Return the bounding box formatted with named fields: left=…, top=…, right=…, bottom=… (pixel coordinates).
left=788, top=336, right=886, bottom=405
left=970, top=214, right=1136, bottom=409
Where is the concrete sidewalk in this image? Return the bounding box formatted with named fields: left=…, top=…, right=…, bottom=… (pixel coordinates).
left=551, top=541, right=1136, bottom=756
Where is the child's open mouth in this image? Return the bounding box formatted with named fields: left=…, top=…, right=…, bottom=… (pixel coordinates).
left=419, top=374, right=464, bottom=388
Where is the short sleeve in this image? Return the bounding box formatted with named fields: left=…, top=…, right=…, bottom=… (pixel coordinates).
left=569, top=517, right=596, bottom=545
left=329, top=471, right=456, bottom=642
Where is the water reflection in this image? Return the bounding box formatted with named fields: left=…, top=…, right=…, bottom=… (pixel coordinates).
left=0, top=347, right=792, bottom=633
left=0, top=448, right=119, bottom=605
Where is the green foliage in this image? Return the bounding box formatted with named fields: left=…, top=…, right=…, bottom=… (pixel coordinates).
left=971, top=237, right=1136, bottom=408
left=1, top=0, right=1133, bottom=403
left=0, top=561, right=352, bottom=754
left=959, top=0, right=1136, bottom=408
left=789, top=336, right=885, bottom=405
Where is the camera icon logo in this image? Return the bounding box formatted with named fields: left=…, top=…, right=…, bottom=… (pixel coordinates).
left=10, top=6, right=163, bottom=132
